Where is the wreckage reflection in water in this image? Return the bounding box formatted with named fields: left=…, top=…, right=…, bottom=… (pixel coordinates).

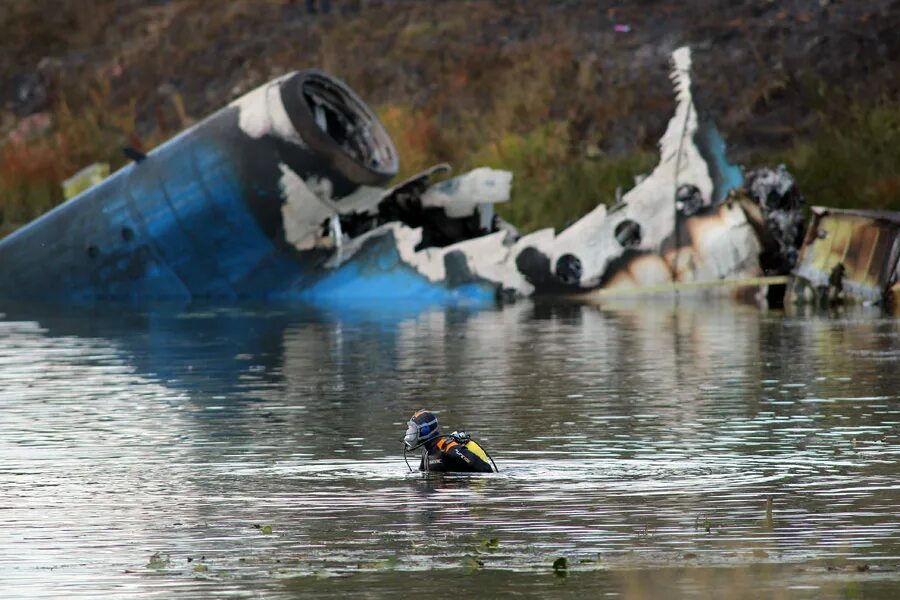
left=1, top=299, right=898, bottom=597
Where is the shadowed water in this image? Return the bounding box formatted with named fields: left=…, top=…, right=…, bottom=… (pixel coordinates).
left=1, top=299, right=898, bottom=598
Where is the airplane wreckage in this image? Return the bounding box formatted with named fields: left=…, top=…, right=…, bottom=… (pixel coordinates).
left=0, top=47, right=897, bottom=310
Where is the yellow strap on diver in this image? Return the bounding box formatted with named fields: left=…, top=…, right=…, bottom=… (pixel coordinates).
left=465, top=441, right=489, bottom=463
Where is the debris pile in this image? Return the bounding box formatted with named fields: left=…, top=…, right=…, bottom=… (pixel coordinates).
left=0, top=45, right=896, bottom=311
left=742, top=165, right=806, bottom=275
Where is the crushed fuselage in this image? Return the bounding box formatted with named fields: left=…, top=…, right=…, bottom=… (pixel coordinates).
left=0, top=49, right=810, bottom=306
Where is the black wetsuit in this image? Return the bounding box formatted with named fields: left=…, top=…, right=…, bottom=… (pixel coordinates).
left=418, top=435, right=494, bottom=473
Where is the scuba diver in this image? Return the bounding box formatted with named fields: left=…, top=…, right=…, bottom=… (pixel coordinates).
left=403, top=410, right=497, bottom=473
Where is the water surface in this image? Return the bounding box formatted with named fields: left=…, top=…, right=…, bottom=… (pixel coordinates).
left=1, top=299, right=898, bottom=598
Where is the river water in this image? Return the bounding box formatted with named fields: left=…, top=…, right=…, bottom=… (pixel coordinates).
left=1, top=299, right=898, bottom=598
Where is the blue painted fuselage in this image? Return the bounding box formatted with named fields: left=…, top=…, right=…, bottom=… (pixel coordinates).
left=0, top=93, right=495, bottom=307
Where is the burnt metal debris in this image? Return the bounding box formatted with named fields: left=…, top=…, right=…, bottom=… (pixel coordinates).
left=0, top=47, right=895, bottom=310
left=788, top=207, right=900, bottom=310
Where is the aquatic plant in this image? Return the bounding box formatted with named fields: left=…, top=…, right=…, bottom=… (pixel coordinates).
left=479, top=537, right=500, bottom=551
left=146, top=552, right=170, bottom=569
left=552, top=556, right=568, bottom=577
left=253, top=523, right=274, bottom=535
left=763, top=496, right=774, bottom=530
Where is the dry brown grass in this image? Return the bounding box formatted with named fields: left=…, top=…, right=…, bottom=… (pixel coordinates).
left=1, top=1, right=897, bottom=233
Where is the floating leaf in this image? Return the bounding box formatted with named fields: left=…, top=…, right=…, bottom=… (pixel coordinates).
left=479, top=537, right=500, bottom=550
left=261, top=525, right=273, bottom=535
left=193, top=563, right=209, bottom=573
left=146, top=552, right=170, bottom=569
left=552, top=556, right=568, bottom=576
left=376, top=557, right=399, bottom=571
left=764, top=497, right=774, bottom=529
left=461, top=555, right=484, bottom=570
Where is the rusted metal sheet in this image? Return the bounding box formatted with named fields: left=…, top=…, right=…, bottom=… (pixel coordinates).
left=788, top=207, right=900, bottom=309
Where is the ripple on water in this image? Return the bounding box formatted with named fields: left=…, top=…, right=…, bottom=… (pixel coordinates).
left=0, top=302, right=898, bottom=598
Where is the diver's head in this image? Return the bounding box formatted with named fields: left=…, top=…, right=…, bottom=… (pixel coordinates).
left=403, top=409, right=440, bottom=450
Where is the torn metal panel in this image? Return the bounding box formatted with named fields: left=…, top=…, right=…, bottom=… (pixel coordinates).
left=890, top=258, right=900, bottom=312
left=497, top=46, right=794, bottom=301
left=788, top=207, right=900, bottom=308
left=741, top=165, right=806, bottom=274
left=340, top=165, right=514, bottom=252
left=421, top=167, right=512, bottom=219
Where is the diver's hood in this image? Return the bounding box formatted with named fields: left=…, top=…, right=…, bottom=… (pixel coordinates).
left=403, top=412, right=439, bottom=449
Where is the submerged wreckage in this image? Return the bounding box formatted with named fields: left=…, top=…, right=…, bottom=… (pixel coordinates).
left=0, top=48, right=895, bottom=309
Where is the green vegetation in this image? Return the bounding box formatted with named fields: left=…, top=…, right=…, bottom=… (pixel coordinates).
left=552, top=556, right=568, bottom=576
left=382, top=106, right=656, bottom=233
left=1, top=86, right=896, bottom=238
left=0, top=79, right=169, bottom=230
left=479, top=537, right=500, bottom=550
left=758, top=95, right=900, bottom=213
left=146, top=552, right=171, bottom=569
left=253, top=523, right=274, bottom=534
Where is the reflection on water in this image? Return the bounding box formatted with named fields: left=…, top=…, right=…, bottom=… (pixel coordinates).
left=1, top=299, right=898, bottom=598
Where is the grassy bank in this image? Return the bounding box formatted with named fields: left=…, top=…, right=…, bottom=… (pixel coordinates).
left=0, top=77, right=171, bottom=230
left=1, top=0, right=897, bottom=234
left=2, top=94, right=895, bottom=236
left=756, top=94, right=900, bottom=213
